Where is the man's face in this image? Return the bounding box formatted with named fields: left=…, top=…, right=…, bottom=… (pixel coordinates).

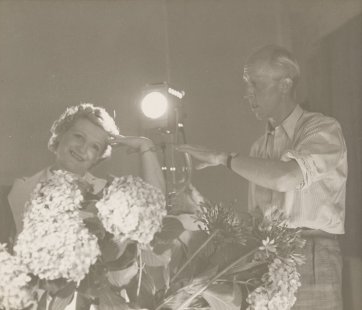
left=54, top=118, right=109, bottom=176
left=243, top=62, right=284, bottom=121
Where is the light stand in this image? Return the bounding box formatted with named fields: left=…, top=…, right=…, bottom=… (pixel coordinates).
left=139, top=83, right=192, bottom=209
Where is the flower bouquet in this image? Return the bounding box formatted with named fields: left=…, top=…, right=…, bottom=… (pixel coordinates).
left=0, top=244, right=36, bottom=309
left=0, top=170, right=305, bottom=310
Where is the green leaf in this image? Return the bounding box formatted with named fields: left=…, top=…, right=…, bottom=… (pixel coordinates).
left=226, top=260, right=265, bottom=276
left=98, top=287, right=129, bottom=310
left=102, top=238, right=130, bottom=262
left=168, top=239, right=187, bottom=275
left=209, top=243, right=256, bottom=271
left=106, top=262, right=139, bottom=287
left=141, top=248, right=171, bottom=267
left=48, top=283, right=77, bottom=310
left=159, top=272, right=213, bottom=310
left=175, top=230, right=215, bottom=278
left=179, top=230, right=214, bottom=257
left=232, top=281, right=243, bottom=307
left=79, top=210, right=96, bottom=220
left=173, top=214, right=205, bottom=231
left=163, top=265, right=170, bottom=290
left=37, top=291, right=48, bottom=310
left=195, top=265, right=219, bottom=283
left=40, top=279, right=76, bottom=297
left=77, top=263, right=106, bottom=299
left=155, top=217, right=185, bottom=244
left=81, top=199, right=99, bottom=213
left=125, top=274, right=157, bottom=308
left=143, top=265, right=168, bottom=292
left=83, top=216, right=106, bottom=240
left=105, top=243, right=137, bottom=271
left=140, top=267, right=157, bottom=295
left=48, top=294, right=75, bottom=310
left=201, top=283, right=241, bottom=310
left=157, top=266, right=219, bottom=310
left=223, top=249, right=265, bottom=276
left=75, top=294, right=93, bottom=310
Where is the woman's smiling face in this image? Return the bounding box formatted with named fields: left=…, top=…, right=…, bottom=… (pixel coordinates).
left=54, top=117, right=109, bottom=176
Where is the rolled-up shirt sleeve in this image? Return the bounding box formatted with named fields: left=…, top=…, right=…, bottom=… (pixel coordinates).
left=281, top=118, right=347, bottom=190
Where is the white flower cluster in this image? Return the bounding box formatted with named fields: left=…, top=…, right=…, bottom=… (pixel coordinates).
left=246, top=257, right=301, bottom=310
left=96, top=175, right=166, bottom=246
left=0, top=244, right=36, bottom=310
left=14, top=170, right=100, bottom=282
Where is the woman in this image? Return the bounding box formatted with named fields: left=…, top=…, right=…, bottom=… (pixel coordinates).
left=8, top=103, right=166, bottom=235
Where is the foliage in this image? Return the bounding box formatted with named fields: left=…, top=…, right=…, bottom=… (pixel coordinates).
left=0, top=173, right=305, bottom=310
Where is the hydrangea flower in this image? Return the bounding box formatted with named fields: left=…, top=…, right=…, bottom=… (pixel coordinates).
left=0, top=244, right=36, bottom=310
left=246, top=257, right=301, bottom=310
left=14, top=170, right=100, bottom=282
left=246, top=206, right=304, bottom=310
left=96, top=175, right=166, bottom=246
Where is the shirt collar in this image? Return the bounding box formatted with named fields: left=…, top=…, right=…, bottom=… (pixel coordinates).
left=266, top=105, right=303, bottom=140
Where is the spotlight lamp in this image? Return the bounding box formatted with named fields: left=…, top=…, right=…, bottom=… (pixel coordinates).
left=139, top=82, right=191, bottom=205
left=140, top=83, right=185, bottom=131
left=140, top=91, right=168, bottom=119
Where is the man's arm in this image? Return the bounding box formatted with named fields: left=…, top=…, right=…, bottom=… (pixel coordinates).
left=176, top=145, right=303, bottom=192
left=177, top=116, right=346, bottom=193
left=226, top=154, right=303, bottom=192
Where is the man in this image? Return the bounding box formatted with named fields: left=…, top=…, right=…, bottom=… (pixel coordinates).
left=177, top=45, right=347, bottom=309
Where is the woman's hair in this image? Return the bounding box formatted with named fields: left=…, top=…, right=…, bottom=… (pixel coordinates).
left=48, top=103, right=119, bottom=159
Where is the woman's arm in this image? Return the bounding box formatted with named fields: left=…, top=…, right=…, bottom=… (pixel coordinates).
left=110, top=136, right=166, bottom=194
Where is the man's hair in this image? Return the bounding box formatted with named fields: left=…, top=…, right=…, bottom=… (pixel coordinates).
left=245, top=44, right=300, bottom=85
left=48, top=103, right=119, bottom=159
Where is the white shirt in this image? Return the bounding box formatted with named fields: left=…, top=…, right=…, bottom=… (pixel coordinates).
left=8, top=167, right=107, bottom=235
left=248, top=105, right=347, bottom=234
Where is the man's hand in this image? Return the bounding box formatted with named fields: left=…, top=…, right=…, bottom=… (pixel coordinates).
left=176, top=144, right=227, bottom=169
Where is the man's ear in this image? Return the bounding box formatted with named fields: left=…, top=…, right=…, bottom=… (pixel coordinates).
left=279, top=78, right=293, bottom=94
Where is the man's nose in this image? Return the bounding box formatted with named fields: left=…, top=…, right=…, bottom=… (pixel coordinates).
left=246, top=84, right=255, bottom=95
left=244, top=93, right=255, bottom=99
left=244, top=93, right=255, bottom=102
left=241, top=94, right=255, bottom=107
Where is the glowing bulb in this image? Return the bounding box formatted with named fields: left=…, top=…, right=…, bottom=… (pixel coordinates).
left=141, top=91, right=168, bottom=119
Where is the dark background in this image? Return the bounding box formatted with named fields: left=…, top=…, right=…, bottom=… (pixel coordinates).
left=0, top=1, right=361, bottom=308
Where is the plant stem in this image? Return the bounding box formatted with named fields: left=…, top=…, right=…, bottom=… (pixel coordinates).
left=154, top=295, right=174, bottom=310
left=171, top=229, right=219, bottom=282
left=175, top=248, right=258, bottom=310
left=136, top=245, right=143, bottom=297
left=215, top=279, right=255, bottom=286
